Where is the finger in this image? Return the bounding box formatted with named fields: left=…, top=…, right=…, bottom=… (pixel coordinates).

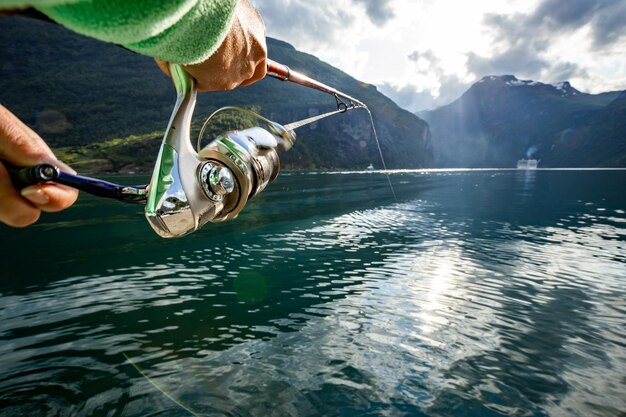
left=21, top=183, right=78, bottom=213
left=194, top=71, right=239, bottom=92
left=0, top=161, right=40, bottom=227
left=238, top=59, right=267, bottom=87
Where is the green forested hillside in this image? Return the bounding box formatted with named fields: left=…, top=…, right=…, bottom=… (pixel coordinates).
left=0, top=16, right=432, bottom=173
left=555, top=91, right=626, bottom=167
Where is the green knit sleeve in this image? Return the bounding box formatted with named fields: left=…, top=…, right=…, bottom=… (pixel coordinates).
left=0, top=0, right=238, bottom=64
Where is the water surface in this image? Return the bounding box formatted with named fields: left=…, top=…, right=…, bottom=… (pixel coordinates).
left=1, top=170, right=625, bottom=416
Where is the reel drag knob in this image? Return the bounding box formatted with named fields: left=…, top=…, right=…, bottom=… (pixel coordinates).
left=209, top=165, right=235, bottom=195
left=198, top=162, right=235, bottom=201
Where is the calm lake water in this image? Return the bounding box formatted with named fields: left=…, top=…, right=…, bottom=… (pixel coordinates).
left=1, top=170, right=625, bottom=417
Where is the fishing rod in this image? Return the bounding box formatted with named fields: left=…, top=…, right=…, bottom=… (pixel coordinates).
left=266, top=59, right=366, bottom=110
left=269, top=60, right=396, bottom=201
left=7, top=60, right=370, bottom=237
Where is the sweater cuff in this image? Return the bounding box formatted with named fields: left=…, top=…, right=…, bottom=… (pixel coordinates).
left=126, top=0, right=237, bottom=64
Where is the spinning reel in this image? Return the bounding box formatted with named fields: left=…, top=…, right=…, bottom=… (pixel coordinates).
left=8, top=61, right=366, bottom=238
left=144, top=64, right=296, bottom=237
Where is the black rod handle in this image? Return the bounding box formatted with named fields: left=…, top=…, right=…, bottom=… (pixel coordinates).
left=5, top=163, right=60, bottom=189
left=3, top=161, right=147, bottom=204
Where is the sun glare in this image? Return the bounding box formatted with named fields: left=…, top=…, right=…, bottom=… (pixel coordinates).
left=344, top=0, right=543, bottom=99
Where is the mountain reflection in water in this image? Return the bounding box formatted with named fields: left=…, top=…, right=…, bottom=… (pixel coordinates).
left=0, top=169, right=625, bottom=417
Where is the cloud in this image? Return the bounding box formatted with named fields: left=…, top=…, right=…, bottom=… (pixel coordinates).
left=351, top=0, right=395, bottom=25
left=255, top=0, right=626, bottom=113
left=378, top=83, right=436, bottom=113
left=529, top=0, right=601, bottom=30
left=528, top=0, right=626, bottom=47
left=549, top=62, right=588, bottom=83
left=485, top=0, right=626, bottom=51
left=471, top=12, right=555, bottom=78
left=592, top=3, right=626, bottom=47
left=380, top=49, right=471, bottom=112
left=465, top=47, right=551, bottom=80
left=462, top=0, right=626, bottom=85
left=379, top=75, right=468, bottom=113
left=467, top=0, right=626, bottom=82
left=256, top=0, right=356, bottom=48
left=407, top=50, right=438, bottom=65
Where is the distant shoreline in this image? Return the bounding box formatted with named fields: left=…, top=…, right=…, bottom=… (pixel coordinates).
left=90, top=167, right=626, bottom=178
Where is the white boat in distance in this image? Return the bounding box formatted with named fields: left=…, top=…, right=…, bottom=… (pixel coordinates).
left=517, top=159, right=539, bottom=169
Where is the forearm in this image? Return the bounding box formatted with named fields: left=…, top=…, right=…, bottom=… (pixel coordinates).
left=1, top=0, right=238, bottom=64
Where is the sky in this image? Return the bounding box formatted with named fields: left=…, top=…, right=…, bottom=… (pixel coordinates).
left=255, top=0, right=626, bottom=112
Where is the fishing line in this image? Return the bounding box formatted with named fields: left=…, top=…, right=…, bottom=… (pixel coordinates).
left=364, top=107, right=398, bottom=203
left=282, top=105, right=398, bottom=203
left=282, top=108, right=348, bottom=131
left=123, top=353, right=202, bottom=417
left=266, top=60, right=397, bottom=202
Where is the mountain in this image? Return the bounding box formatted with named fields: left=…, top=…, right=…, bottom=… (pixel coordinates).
left=0, top=16, right=433, bottom=173
left=419, top=74, right=625, bottom=167
left=563, top=91, right=626, bottom=167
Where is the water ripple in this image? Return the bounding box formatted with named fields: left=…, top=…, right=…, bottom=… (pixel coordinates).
left=0, top=170, right=625, bottom=416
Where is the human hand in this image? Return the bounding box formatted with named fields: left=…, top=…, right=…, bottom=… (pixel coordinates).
left=156, top=0, right=267, bottom=92
left=0, top=105, right=78, bottom=227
